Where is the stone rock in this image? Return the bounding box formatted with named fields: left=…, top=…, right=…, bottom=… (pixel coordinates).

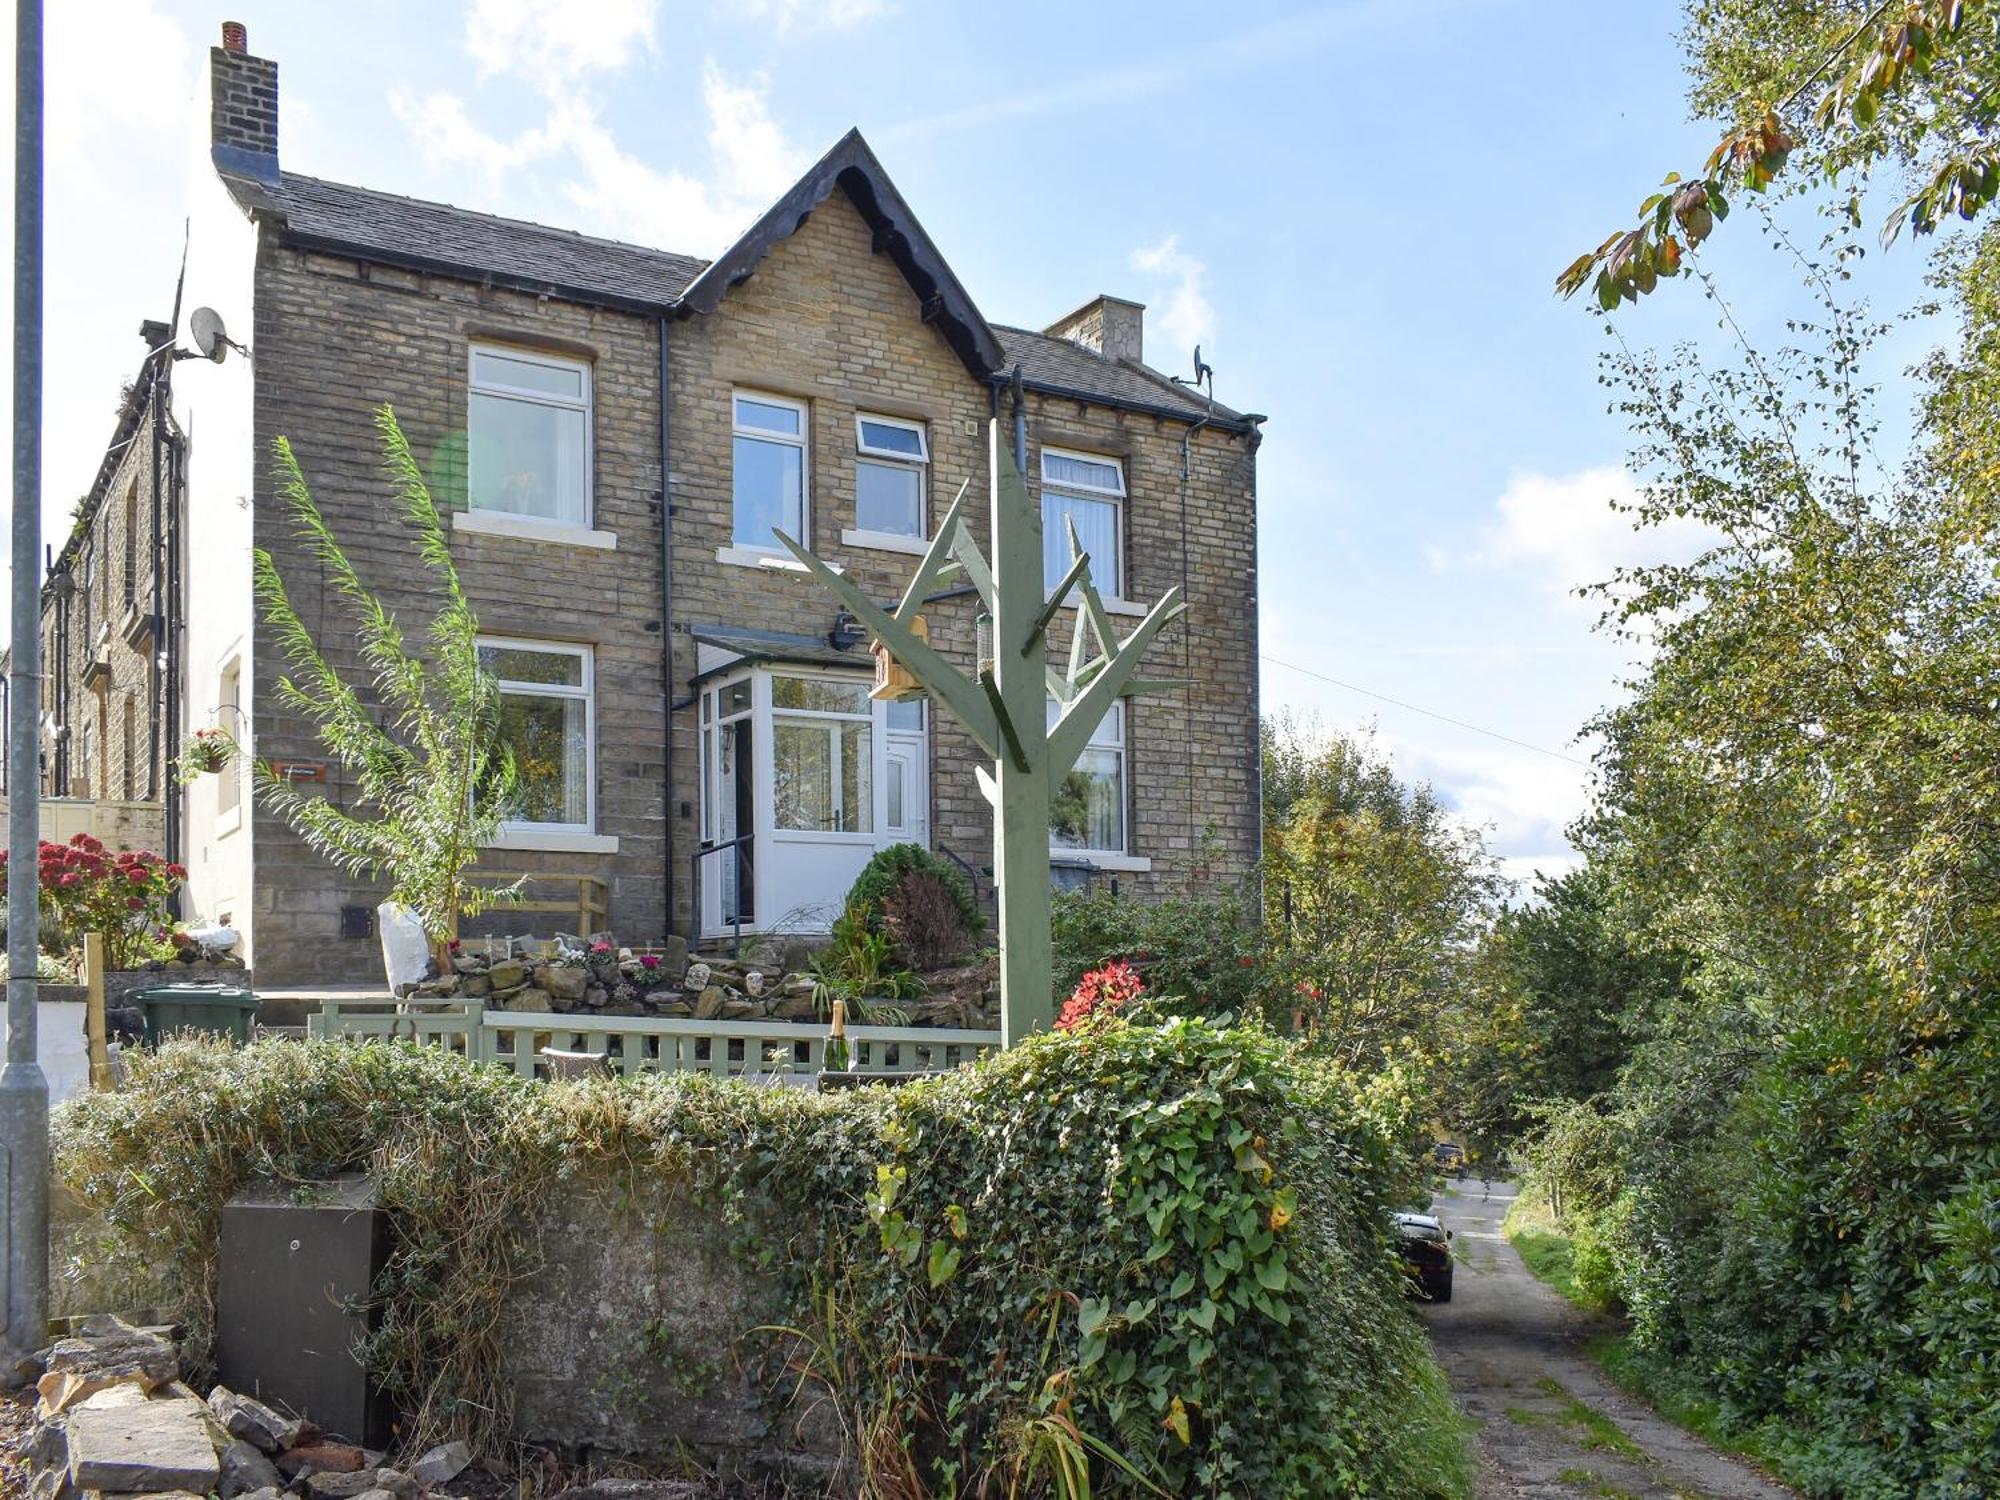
left=693, top=986, right=725, bottom=1020
left=410, top=1440, right=472, bottom=1488
left=348, top=1490, right=398, bottom=1500
left=682, top=961, right=712, bottom=993
left=487, top=959, right=527, bottom=991
left=207, top=1387, right=299, bottom=1455
left=773, top=991, right=819, bottom=1020
left=583, top=984, right=609, bottom=1006
left=659, top=933, right=691, bottom=978
left=743, top=939, right=783, bottom=968
left=656, top=999, right=692, bottom=1018
left=504, top=987, right=552, bottom=1013
left=781, top=939, right=814, bottom=974
left=219, top=1438, right=283, bottom=1498
left=539, top=965, right=588, bottom=1002
left=719, top=998, right=760, bottom=1020
left=42, top=1315, right=178, bottom=1398
left=459, top=974, right=491, bottom=998
left=452, top=953, right=488, bottom=975
left=66, top=1389, right=220, bottom=1495
left=276, top=1443, right=366, bottom=1480
left=743, top=970, right=768, bottom=997
left=303, top=1468, right=398, bottom=1499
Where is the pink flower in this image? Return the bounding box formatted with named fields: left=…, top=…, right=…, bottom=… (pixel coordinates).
left=640, top=954, right=661, bottom=970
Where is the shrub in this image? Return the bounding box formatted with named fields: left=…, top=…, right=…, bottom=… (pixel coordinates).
left=844, top=843, right=981, bottom=964
left=1051, top=883, right=1266, bottom=1016
left=0, top=834, right=184, bottom=967
left=1056, top=961, right=1146, bottom=1032
left=879, top=868, right=972, bottom=971
left=57, top=1024, right=1469, bottom=1497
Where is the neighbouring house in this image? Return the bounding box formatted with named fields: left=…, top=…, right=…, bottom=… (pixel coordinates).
left=38, top=22, right=1265, bottom=986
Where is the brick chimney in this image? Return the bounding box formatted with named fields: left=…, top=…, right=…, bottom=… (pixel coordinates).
left=1044, top=295, right=1145, bottom=365
left=209, top=21, right=278, bottom=183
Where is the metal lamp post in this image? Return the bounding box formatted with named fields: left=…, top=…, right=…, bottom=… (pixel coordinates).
left=777, top=420, right=1187, bottom=1044
left=3, top=0, right=50, bottom=1374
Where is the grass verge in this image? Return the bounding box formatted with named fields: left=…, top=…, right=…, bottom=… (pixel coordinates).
left=1502, top=1190, right=1795, bottom=1486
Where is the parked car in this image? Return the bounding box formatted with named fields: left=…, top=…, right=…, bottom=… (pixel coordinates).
left=1394, top=1211, right=1454, bottom=1302
left=1432, top=1142, right=1464, bottom=1166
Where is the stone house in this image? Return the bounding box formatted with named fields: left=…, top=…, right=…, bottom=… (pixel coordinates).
left=73, top=24, right=1264, bottom=986
left=26, top=331, right=180, bottom=854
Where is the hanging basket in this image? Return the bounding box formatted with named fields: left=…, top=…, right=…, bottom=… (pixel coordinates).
left=178, top=728, right=236, bottom=781
left=870, top=613, right=928, bottom=702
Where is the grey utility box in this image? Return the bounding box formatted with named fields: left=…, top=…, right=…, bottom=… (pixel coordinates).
left=216, top=1175, right=390, bottom=1448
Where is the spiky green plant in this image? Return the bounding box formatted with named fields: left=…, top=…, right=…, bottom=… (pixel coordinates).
left=252, top=405, right=517, bottom=950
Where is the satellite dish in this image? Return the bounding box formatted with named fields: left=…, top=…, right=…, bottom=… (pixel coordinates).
left=189, top=306, right=230, bottom=363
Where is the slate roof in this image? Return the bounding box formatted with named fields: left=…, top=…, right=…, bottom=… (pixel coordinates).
left=995, top=325, right=1244, bottom=425
left=257, top=172, right=709, bottom=310
left=225, top=160, right=1252, bottom=430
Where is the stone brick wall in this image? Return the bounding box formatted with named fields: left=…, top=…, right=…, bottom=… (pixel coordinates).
left=208, top=44, right=277, bottom=163
left=246, top=244, right=670, bottom=985
left=36, top=381, right=172, bottom=824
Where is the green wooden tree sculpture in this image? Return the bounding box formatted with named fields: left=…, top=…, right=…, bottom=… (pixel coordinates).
left=776, top=419, right=1188, bottom=1044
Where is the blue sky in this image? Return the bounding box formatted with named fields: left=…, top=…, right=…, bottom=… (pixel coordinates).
left=4, top=0, right=1940, bottom=887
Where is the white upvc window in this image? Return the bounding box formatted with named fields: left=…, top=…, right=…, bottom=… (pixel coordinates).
left=853, top=414, right=928, bottom=540
left=467, top=345, right=592, bottom=528
left=770, top=673, right=873, bottom=836
left=479, top=637, right=595, bottom=833
left=1048, top=697, right=1126, bottom=855
left=732, top=390, right=808, bottom=551
left=1040, top=447, right=1125, bottom=599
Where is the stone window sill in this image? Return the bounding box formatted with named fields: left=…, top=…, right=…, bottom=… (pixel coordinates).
left=840, top=528, right=932, bottom=556
left=1055, top=851, right=1152, bottom=873
left=714, top=545, right=842, bottom=575
left=453, top=510, right=618, bottom=550
left=1051, top=592, right=1150, bottom=619
left=485, top=829, right=620, bottom=855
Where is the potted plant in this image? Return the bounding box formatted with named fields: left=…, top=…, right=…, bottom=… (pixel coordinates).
left=176, top=726, right=236, bottom=781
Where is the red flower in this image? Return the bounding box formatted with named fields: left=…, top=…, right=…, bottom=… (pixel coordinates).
left=126, top=897, right=145, bottom=912
left=1056, top=961, right=1146, bottom=1033
left=166, top=863, right=186, bottom=880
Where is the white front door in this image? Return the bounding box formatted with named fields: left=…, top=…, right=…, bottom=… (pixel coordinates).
left=883, top=696, right=929, bottom=848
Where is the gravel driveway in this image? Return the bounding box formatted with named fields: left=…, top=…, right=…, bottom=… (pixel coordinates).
left=1416, top=1181, right=1796, bottom=1500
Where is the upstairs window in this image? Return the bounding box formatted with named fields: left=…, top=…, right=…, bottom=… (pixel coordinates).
left=732, top=391, right=808, bottom=550
left=479, top=638, right=595, bottom=832
left=854, top=414, right=928, bottom=539
left=468, top=345, right=591, bottom=527
left=1049, top=697, right=1126, bottom=854
left=1040, top=448, right=1125, bottom=599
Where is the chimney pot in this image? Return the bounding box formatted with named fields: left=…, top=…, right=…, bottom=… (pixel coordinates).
left=221, top=21, right=246, bottom=53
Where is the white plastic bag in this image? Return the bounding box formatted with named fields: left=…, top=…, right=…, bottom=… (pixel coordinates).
left=378, top=902, right=432, bottom=993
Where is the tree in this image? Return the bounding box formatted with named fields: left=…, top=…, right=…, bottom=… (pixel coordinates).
left=253, top=407, right=518, bottom=957
left=1559, top=1, right=1998, bottom=306
left=1262, top=721, right=1502, bottom=1071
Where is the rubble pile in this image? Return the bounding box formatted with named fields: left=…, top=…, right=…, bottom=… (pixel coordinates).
left=13, top=1317, right=477, bottom=1500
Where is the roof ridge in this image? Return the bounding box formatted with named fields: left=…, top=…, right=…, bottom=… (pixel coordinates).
left=280, top=171, right=713, bottom=272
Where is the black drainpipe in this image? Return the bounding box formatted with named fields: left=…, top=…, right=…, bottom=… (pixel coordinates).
left=657, top=314, right=676, bottom=937
left=162, top=420, right=183, bottom=881
left=147, top=359, right=164, bottom=803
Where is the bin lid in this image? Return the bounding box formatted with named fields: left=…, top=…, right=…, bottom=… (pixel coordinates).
left=133, top=982, right=257, bottom=1004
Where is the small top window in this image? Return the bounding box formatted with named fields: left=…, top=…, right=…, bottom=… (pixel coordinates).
left=854, top=414, right=928, bottom=539
left=1041, top=450, right=1125, bottom=496
left=468, top=345, right=592, bottom=528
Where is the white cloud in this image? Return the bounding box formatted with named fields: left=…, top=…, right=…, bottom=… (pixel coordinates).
left=466, top=0, right=660, bottom=82
left=735, top=0, right=895, bottom=36
left=1131, top=235, right=1215, bottom=368
left=1457, top=465, right=1716, bottom=614
left=396, top=7, right=808, bottom=256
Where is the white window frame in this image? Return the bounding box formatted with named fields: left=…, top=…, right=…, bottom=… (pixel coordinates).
left=1048, top=696, right=1132, bottom=859
left=1040, top=446, right=1127, bottom=602
left=769, top=670, right=875, bottom=840
left=465, top=343, right=595, bottom=534
left=215, top=655, right=243, bottom=835
left=727, top=389, right=810, bottom=562
left=479, top=636, right=601, bottom=843
left=845, top=413, right=930, bottom=552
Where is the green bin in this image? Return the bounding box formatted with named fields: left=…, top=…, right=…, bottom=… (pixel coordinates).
left=134, top=983, right=259, bottom=1046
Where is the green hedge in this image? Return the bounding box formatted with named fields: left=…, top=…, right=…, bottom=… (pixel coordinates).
left=56, top=1022, right=1466, bottom=1498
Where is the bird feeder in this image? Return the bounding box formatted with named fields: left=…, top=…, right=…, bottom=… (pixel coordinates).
left=870, top=613, right=928, bottom=701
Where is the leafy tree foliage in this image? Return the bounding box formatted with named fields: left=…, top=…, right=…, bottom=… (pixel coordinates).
left=1263, top=720, right=1502, bottom=1071
left=253, top=407, right=517, bottom=950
